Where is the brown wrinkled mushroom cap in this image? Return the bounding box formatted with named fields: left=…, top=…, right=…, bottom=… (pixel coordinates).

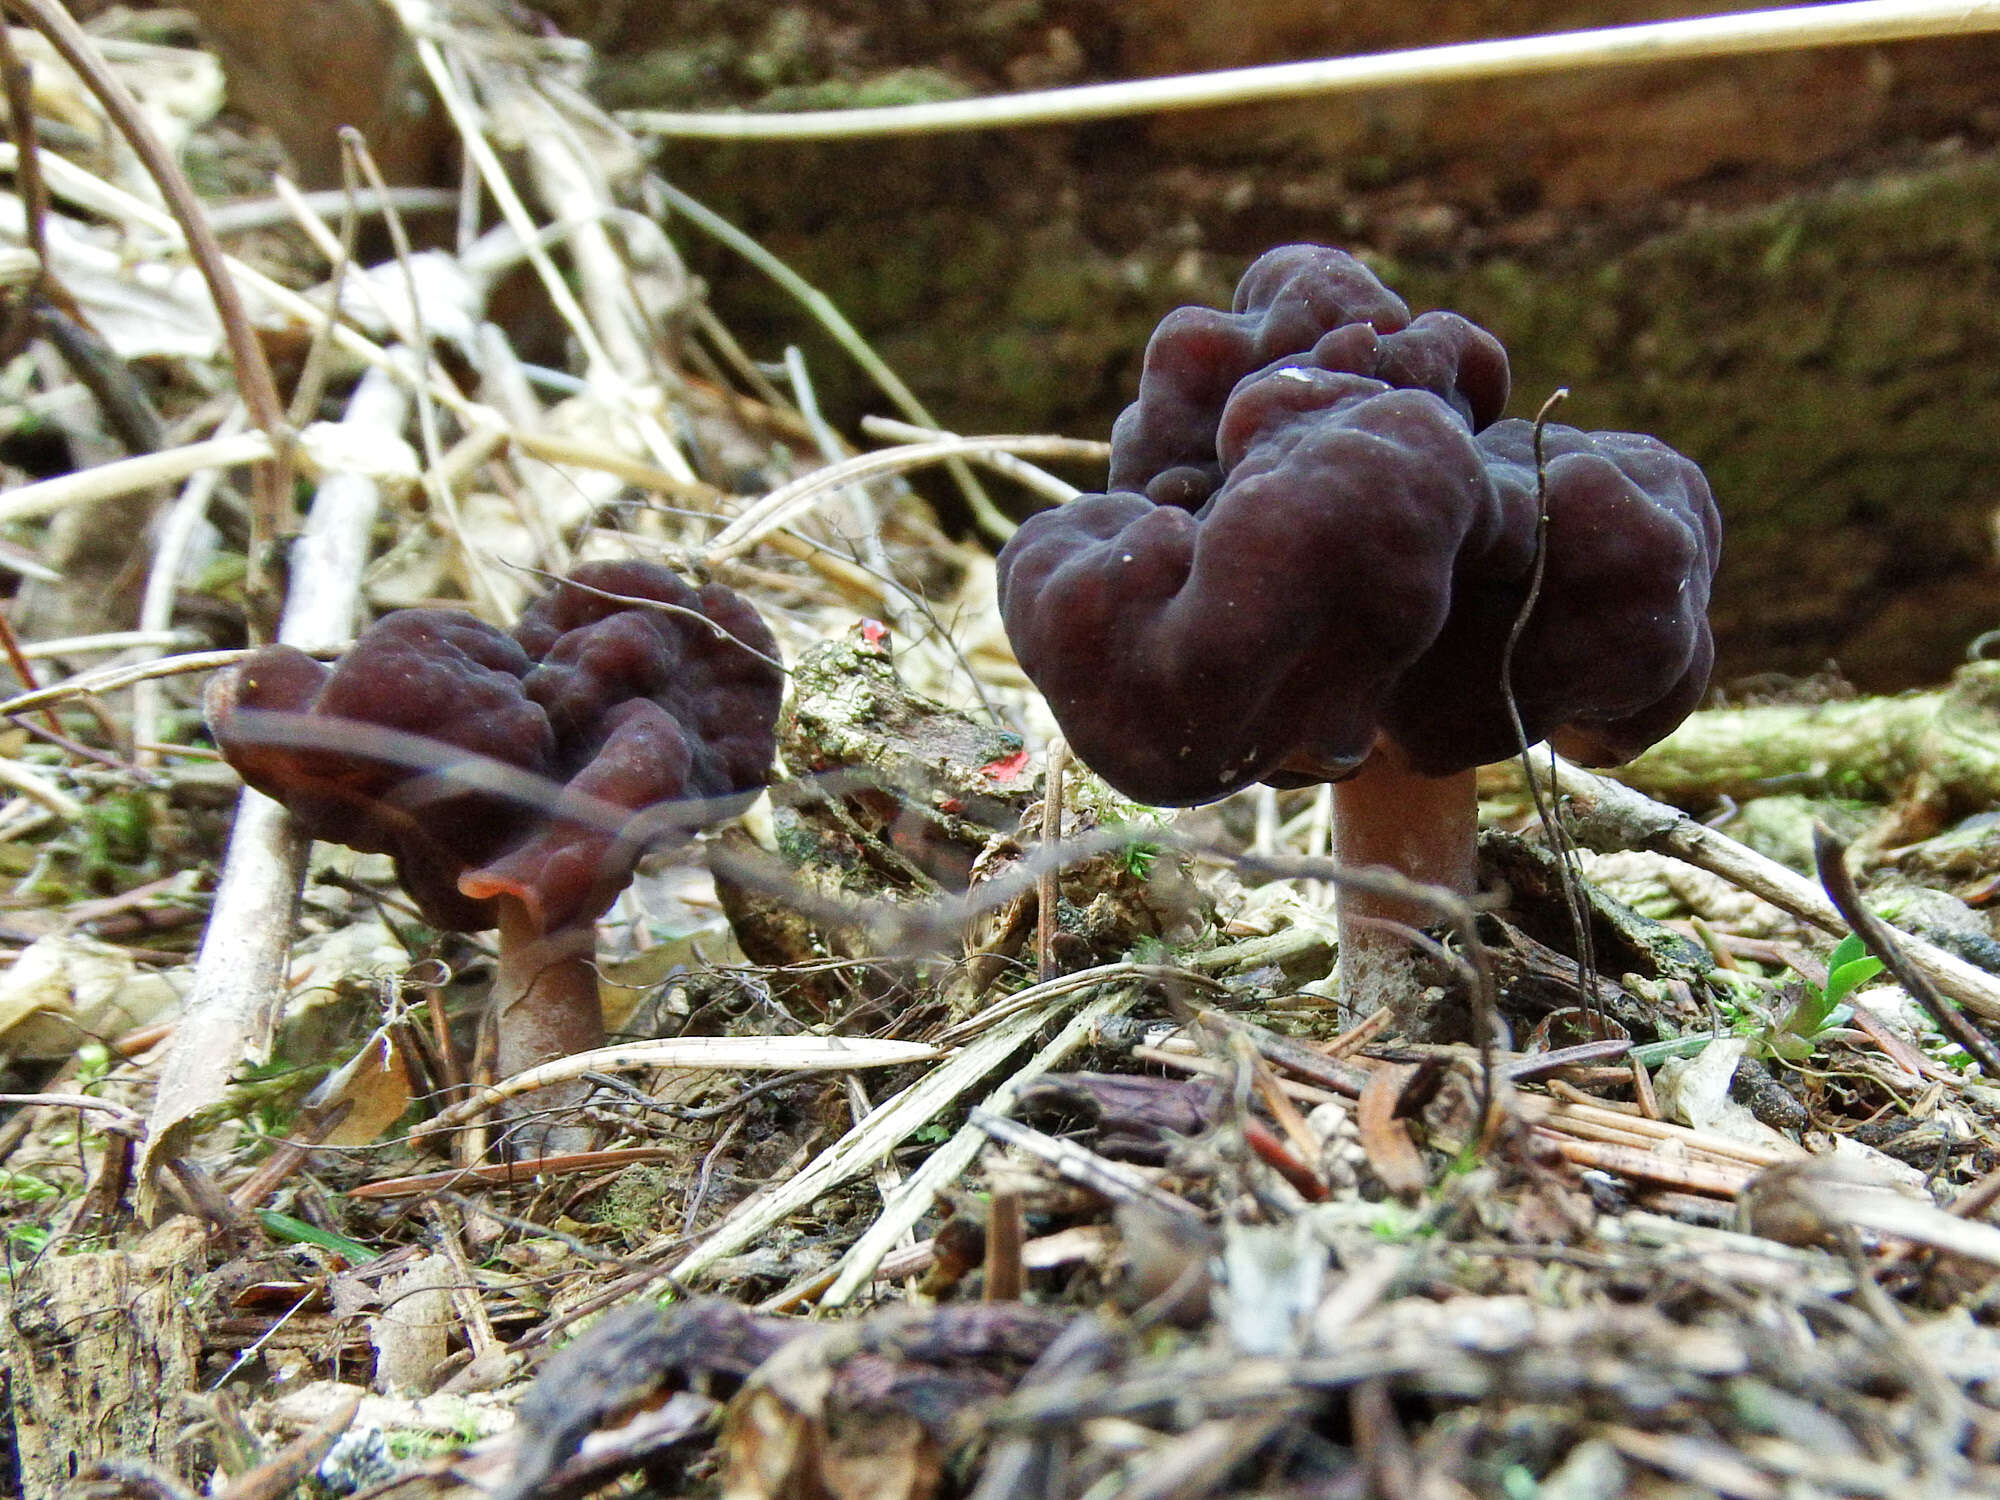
left=208, top=560, right=783, bottom=935
left=998, top=246, right=1719, bottom=807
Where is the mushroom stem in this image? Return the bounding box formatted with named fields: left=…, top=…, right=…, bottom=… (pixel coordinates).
left=1331, top=752, right=1478, bottom=1031
left=489, top=894, right=604, bottom=1151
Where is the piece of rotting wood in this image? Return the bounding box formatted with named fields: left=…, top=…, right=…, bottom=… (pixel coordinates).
left=983, top=1184, right=1026, bottom=1302
left=2, top=1217, right=205, bottom=1499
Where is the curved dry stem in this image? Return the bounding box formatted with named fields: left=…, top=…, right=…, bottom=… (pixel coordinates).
left=651, top=173, right=1016, bottom=543
left=623, top=1, right=2000, bottom=140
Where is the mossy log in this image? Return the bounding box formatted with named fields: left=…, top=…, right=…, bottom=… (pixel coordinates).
left=1609, top=663, right=2000, bottom=834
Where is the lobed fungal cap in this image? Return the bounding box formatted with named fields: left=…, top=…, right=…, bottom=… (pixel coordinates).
left=1107, top=245, right=1509, bottom=512
left=208, top=561, right=783, bottom=934
left=998, top=245, right=1719, bottom=807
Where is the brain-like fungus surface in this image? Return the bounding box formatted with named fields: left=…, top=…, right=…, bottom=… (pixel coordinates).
left=209, top=560, right=783, bottom=935
left=998, top=244, right=1720, bottom=809
left=209, top=560, right=783, bottom=1129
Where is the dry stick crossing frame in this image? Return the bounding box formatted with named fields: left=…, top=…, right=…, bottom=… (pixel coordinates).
left=626, top=0, right=2000, bottom=141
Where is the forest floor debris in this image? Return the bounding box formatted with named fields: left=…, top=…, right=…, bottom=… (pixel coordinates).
left=4, top=6, right=2000, bottom=1500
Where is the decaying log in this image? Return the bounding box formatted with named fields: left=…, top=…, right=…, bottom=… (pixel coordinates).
left=3, top=1217, right=207, bottom=1498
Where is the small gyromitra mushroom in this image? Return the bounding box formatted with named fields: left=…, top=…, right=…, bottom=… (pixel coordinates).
left=998, top=246, right=1720, bottom=1022
left=208, top=561, right=783, bottom=1139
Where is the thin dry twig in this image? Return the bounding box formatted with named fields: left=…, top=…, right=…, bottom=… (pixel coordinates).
left=1541, top=1134, right=1756, bottom=1196
left=624, top=0, right=2000, bottom=139
left=818, top=987, right=1144, bottom=1308
left=972, top=1109, right=1203, bottom=1219
left=1814, top=822, right=2000, bottom=1078
left=1535, top=756, right=2000, bottom=1021
left=132, top=407, right=246, bottom=766
left=0, top=430, right=277, bottom=528
left=210, top=1390, right=360, bottom=1500
left=703, top=434, right=1111, bottom=563
left=0, top=645, right=329, bottom=718
left=345, top=1147, right=684, bottom=1201
left=861, top=415, right=1087, bottom=503
left=1036, top=738, right=1069, bottom=982
left=417, top=1034, right=941, bottom=1137
left=0, top=748, right=80, bottom=818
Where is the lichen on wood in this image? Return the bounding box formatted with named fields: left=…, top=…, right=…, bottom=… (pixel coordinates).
left=3, top=1217, right=206, bottom=1495
left=1611, top=661, right=2000, bottom=841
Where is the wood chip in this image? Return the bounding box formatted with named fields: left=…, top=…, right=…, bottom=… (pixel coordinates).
left=1356, top=1062, right=1427, bottom=1199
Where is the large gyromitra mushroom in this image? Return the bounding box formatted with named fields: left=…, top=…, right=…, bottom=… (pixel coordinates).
left=998, top=246, right=1720, bottom=1024
left=208, top=561, right=783, bottom=1144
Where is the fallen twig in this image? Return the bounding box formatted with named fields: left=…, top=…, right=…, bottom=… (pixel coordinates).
left=418, top=1034, right=943, bottom=1137
left=1533, top=756, right=2000, bottom=1021
left=139, top=366, right=407, bottom=1204
left=1538, top=1134, right=1756, bottom=1197
left=971, top=1108, right=1204, bottom=1220
left=1036, top=738, right=1068, bottom=981
left=819, top=987, right=1144, bottom=1308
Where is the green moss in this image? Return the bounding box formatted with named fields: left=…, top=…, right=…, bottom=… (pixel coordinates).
left=773, top=811, right=829, bottom=867
left=591, top=40, right=738, bottom=110
left=1386, top=158, right=2000, bottom=683
left=585, top=1164, right=677, bottom=1242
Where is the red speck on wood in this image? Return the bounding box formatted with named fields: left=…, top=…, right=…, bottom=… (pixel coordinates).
left=979, top=749, right=1031, bottom=783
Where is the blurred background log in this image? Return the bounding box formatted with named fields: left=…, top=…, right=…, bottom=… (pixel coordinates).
left=177, top=0, right=2000, bottom=689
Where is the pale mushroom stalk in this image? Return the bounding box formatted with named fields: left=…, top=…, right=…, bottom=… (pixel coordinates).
left=488, top=894, right=605, bottom=1088
left=473, top=893, right=605, bottom=1156
left=1330, top=752, right=1478, bottom=1023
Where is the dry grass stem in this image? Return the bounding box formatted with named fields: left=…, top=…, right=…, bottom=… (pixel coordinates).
left=860, top=415, right=1088, bottom=503
left=703, top=435, right=1112, bottom=563
left=419, top=1034, right=942, bottom=1135
left=0, top=431, right=274, bottom=526
left=819, top=989, right=1143, bottom=1307
left=0, top=648, right=325, bottom=717
left=624, top=0, right=2000, bottom=140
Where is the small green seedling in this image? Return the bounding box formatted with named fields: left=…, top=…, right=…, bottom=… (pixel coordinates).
left=1110, top=816, right=1170, bottom=880
left=1118, top=838, right=1161, bottom=879
left=1769, top=933, right=1884, bottom=1061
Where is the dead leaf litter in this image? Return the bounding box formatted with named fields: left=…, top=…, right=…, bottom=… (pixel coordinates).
left=3, top=6, right=2000, bottom=1500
